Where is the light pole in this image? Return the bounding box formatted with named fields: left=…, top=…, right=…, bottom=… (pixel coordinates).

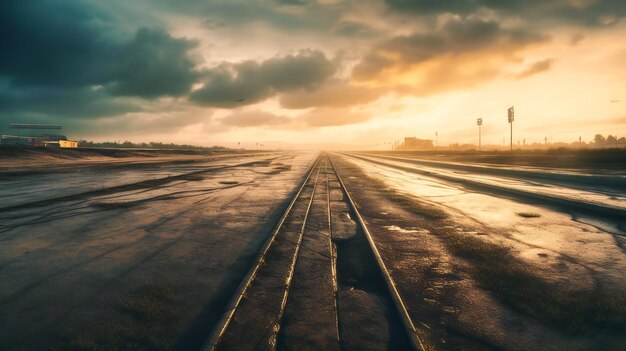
left=476, top=118, right=483, bottom=151
left=507, top=106, right=514, bottom=152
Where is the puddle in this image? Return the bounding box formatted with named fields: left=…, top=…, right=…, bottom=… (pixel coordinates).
left=384, top=225, right=429, bottom=235
left=91, top=201, right=136, bottom=210
left=219, top=181, right=239, bottom=185
left=517, top=212, right=542, bottom=218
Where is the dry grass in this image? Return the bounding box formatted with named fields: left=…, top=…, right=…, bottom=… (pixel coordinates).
left=443, top=228, right=626, bottom=334
left=61, top=284, right=181, bottom=351
left=369, top=149, right=626, bottom=170
left=118, top=284, right=178, bottom=323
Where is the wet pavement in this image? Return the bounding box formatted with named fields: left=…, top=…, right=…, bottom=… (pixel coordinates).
left=0, top=151, right=317, bottom=350
left=348, top=153, right=626, bottom=214
left=332, top=153, right=626, bottom=350
left=0, top=152, right=280, bottom=209
left=1, top=150, right=624, bottom=351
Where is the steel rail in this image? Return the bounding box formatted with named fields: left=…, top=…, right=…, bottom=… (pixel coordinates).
left=203, top=154, right=321, bottom=350
left=327, top=153, right=427, bottom=351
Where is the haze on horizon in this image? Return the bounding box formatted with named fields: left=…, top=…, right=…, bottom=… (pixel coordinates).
left=1, top=0, right=625, bottom=149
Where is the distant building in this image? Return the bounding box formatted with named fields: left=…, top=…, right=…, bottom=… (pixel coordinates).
left=0, top=123, right=77, bottom=148
left=396, top=137, right=433, bottom=150
left=0, top=135, right=42, bottom=147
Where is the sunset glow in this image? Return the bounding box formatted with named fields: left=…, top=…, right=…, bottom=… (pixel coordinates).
left=1, top=1, right=625, bottom=148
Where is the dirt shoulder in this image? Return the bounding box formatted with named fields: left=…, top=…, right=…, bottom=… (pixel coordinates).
left=0, top=147, right=267, bottom=175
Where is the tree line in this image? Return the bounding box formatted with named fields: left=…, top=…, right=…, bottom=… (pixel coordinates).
left=593, top=134, right=625, bottom=145
left=78, top=140, right=230, bottom=151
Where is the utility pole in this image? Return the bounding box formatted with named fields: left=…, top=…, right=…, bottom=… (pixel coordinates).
left=507, top=106, right=514, bottom=152
left=435, top=131, right=438, bottom=148
left=476, top=118, right=483, bottom=151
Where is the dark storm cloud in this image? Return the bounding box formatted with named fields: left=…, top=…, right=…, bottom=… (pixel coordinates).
left=0, top=0, right=202, bottom=127
left=385, top=0, right=626, bottom=26
left=145, top=0, right=324, bottom=31
left=0, top=1, right=118, bottom=89
left=140, top=0, right=369, bottom=38
left=332, top=21, right=378, bottom=38
left=190, top=50, right=335, bottom=108
left=276, top=0, right=309, bottom=5
left=385, top=0, right=477, bottom=14
left=1, top=0, right=622, bottom=138
left=0, top=1, right=200, bottom=97
left=353, top=17, right=548, bottom=81
left=107, top=28, right=201, bottom=98
left=0, top=85, right=141, bottom=120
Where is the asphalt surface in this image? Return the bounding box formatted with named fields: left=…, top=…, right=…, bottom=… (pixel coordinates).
left=0, top=151, right=317, bottom=350
left=1, top=150, right=624, bottom=350
left=332, top=152, right=626, bottom=350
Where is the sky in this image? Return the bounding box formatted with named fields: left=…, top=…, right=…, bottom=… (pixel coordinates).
left=1, top=0, right=625, bottom=149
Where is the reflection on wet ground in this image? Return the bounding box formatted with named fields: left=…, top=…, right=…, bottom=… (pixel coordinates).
left=0, top=151, right=317, bottom=350
left=332, top=154, right=626, bottom=350
left=342, top=155, right=626, bottom=291
left=0, top=153, right=282, bottom=209
left=349, top=153, right=626, bottom=212
left=1, top=150, right=625, bottom=350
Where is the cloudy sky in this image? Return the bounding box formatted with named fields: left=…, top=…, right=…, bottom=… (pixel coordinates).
left=1, top=0, right=625, bottom=148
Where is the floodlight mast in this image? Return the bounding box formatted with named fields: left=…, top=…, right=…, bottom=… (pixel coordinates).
left=476, top=118, right=483, bottom=151
left=507, top=106, right=514, bottom=152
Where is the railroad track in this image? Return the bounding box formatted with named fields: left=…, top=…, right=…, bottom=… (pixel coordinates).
left=203, top=153, right=425, bottom=351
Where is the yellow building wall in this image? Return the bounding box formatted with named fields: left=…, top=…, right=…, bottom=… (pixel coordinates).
left=59, top=140, right=78, bottom=148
